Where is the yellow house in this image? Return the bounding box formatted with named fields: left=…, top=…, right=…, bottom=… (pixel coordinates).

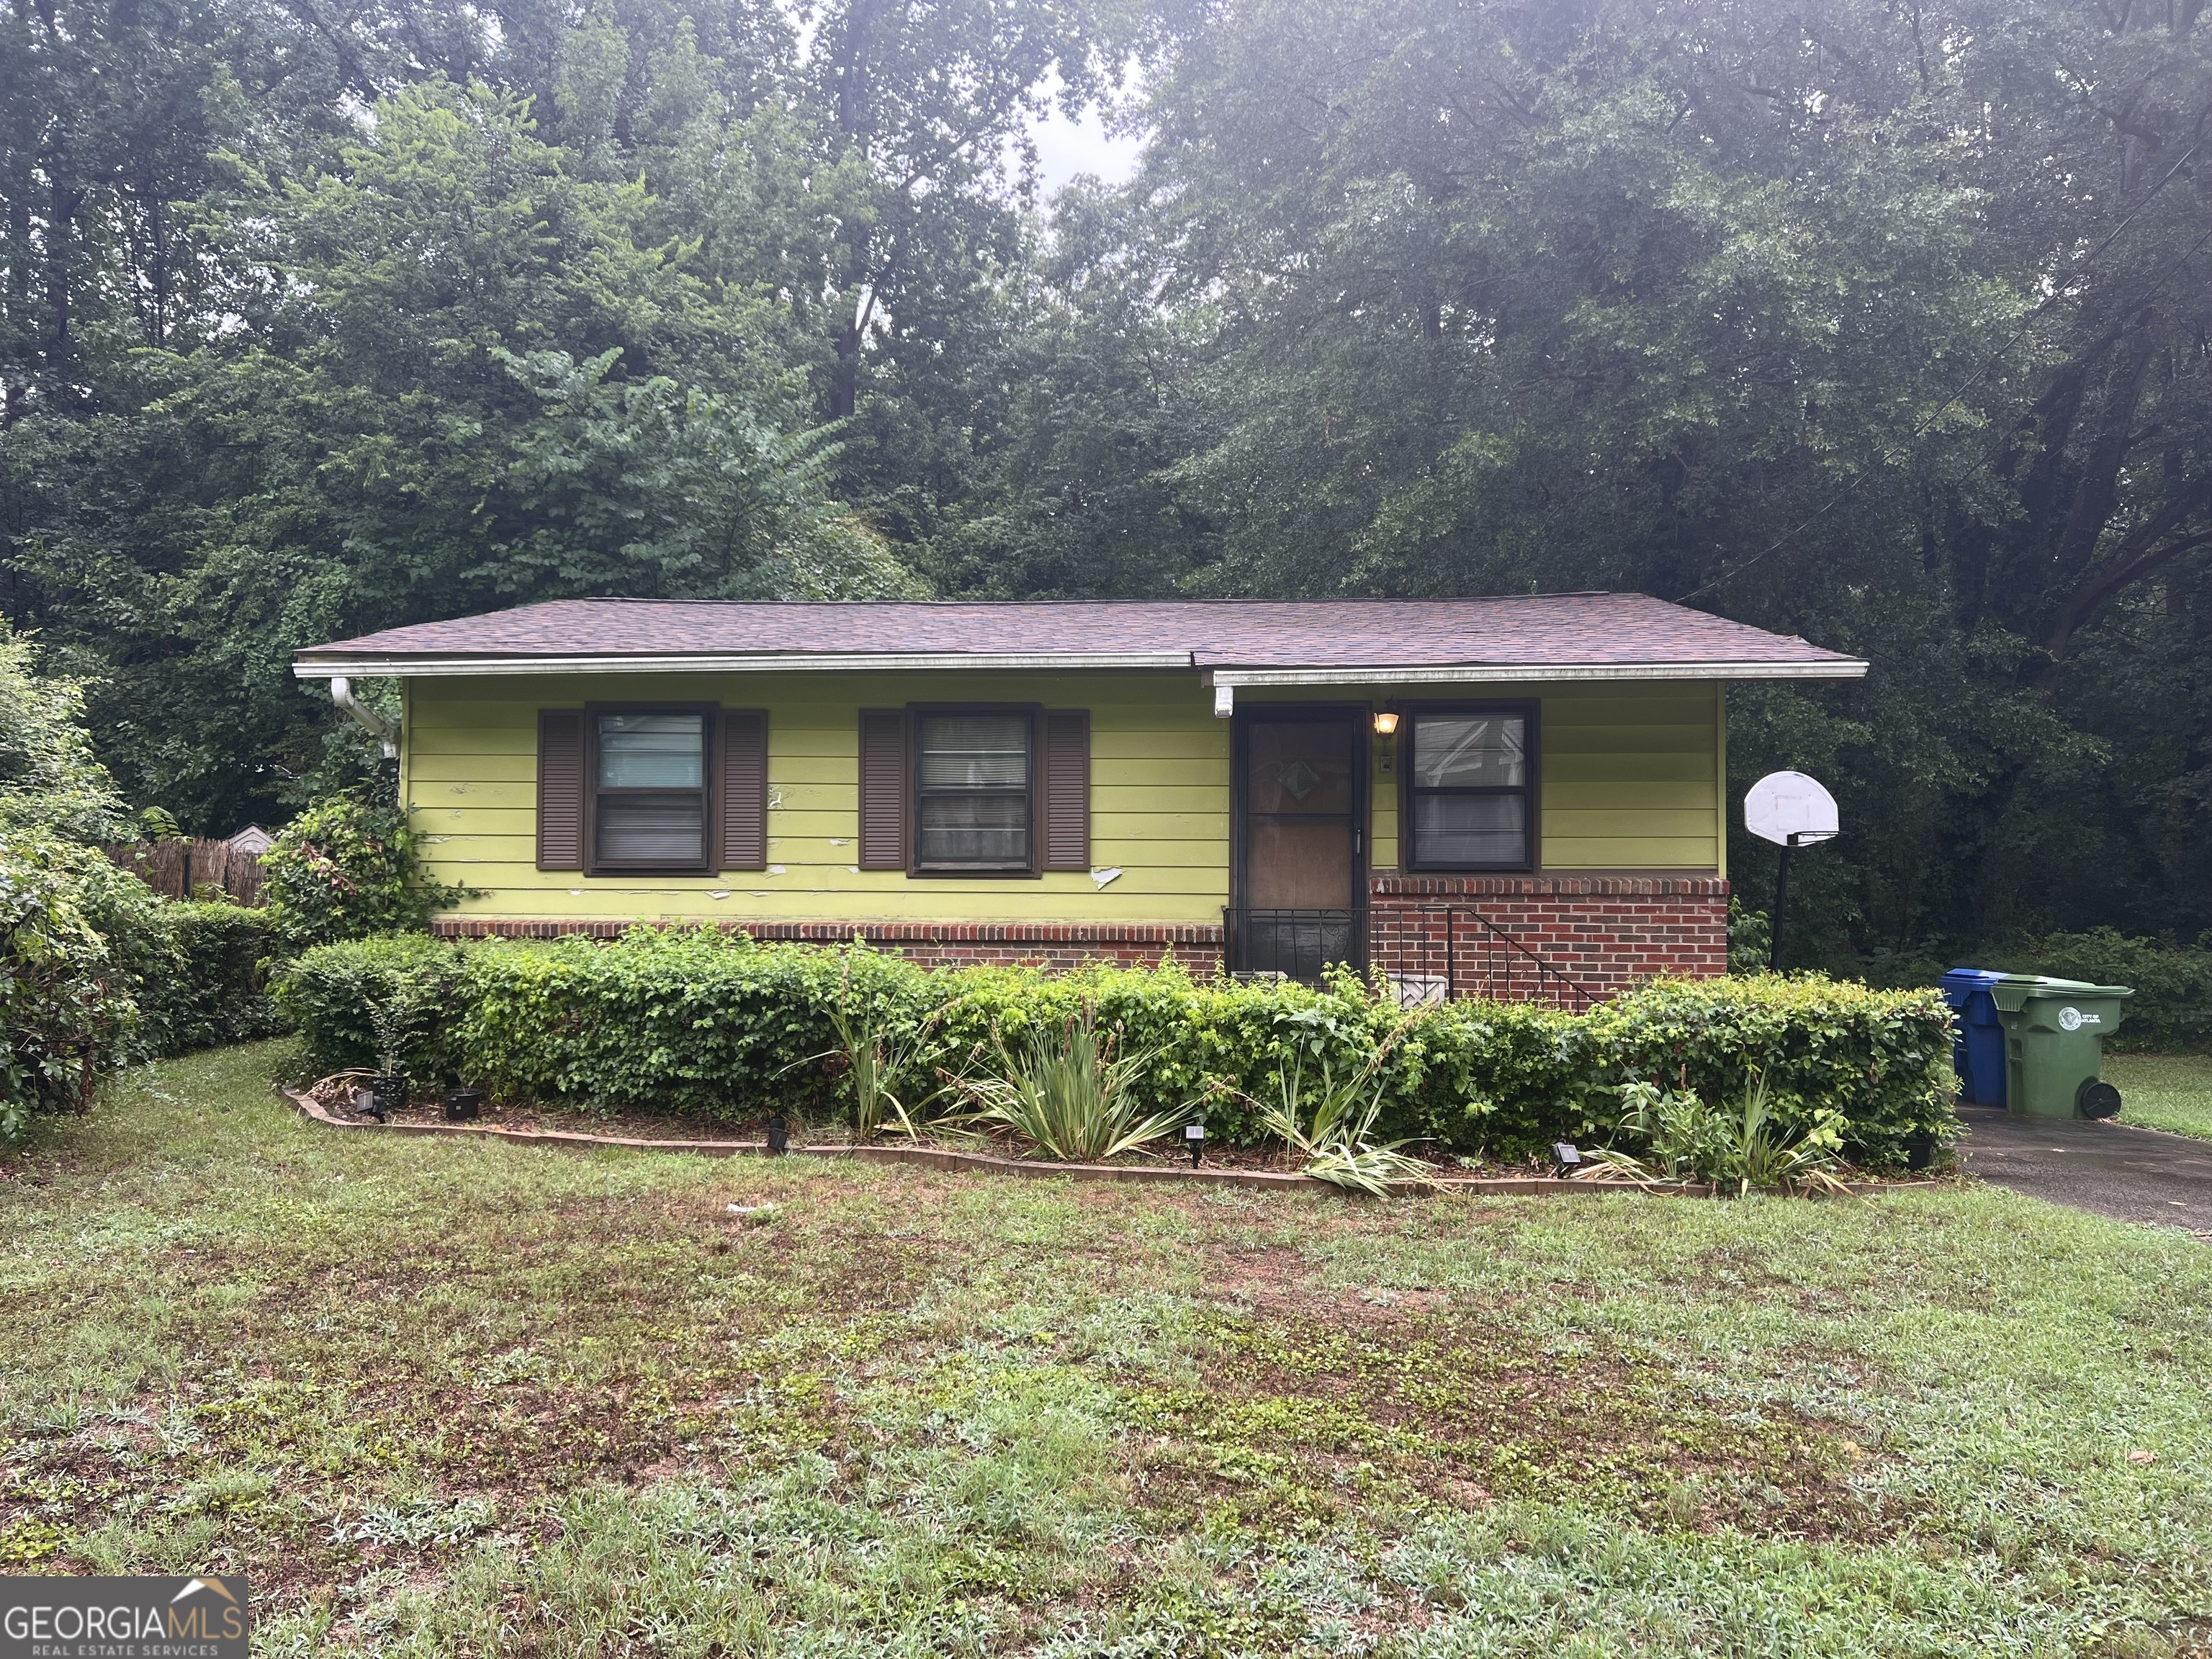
left=293, top=596, right=1865, bottom=999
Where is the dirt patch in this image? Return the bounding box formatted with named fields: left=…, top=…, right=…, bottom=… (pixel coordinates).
left=1123, top=1305, right=1900, bottom=1544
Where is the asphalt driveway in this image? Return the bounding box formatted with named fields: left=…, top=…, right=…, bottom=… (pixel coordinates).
left=1956, top=1105, right=2212, bottom=1238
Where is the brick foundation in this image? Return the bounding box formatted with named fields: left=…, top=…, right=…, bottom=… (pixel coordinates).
left=430, top=917, right=1226, bottom=972
left=430, top=873, right=1727, bottom=996
left=1367, top=874, right=1730, bottom=998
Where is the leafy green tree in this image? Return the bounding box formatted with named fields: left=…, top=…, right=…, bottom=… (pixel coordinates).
left=0, top=619, right=125, bottom=840
left=6, top=73, right=915, bottom=827
left=984, top=0, right=2212, bottom=958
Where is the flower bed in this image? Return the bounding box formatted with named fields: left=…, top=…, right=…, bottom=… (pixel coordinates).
left=274, top=929, right=1956, bottom=1169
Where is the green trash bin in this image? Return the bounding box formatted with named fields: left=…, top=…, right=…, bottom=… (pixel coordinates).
left=1988, top=975, right=2132, bottom=1119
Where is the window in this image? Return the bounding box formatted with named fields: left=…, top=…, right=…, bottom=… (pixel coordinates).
left=914, top=711, right=1033, bottom=872
left=1405, top=709, right=1532, bottom=870
left=593, top=710, right=709, bottom=869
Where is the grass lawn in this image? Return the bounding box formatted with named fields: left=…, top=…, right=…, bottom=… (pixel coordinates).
left=3, top=1046, right=2209, bottom=1657
left=2109, top=1052, right=2212, bottom=1142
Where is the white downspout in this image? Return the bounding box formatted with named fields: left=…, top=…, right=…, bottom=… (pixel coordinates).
left=330, top=676, right=399, bottom=759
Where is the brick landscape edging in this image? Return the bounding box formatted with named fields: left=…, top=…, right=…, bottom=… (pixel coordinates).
left=276, top=1085, right=1926, bottom=1200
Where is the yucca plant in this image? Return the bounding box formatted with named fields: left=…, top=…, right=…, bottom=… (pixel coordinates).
left=1577, top=1079, right=1727, bottom=1184
left=1728, top=1072, right=1853, bottom=1197
left=824, top=997, right=946, bottom=1140
left=1249, top=1025, right=1432, bottom=1195
left=790, top=956, right=946, bottom=1139
left=953, top=1006, right=1190, bottom=1161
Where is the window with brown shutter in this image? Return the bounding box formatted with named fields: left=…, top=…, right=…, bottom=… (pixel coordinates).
left=914, top=709, right=1034, bottom=873
left=719, top=709, right=768, bottom=871
left=536, top=709, right=585, bottom=871
left=588, top=706, right=714, bottom=871
left=1041, top=710, right=1090, bottom=871
left=858, top=709, right=907, bottom=870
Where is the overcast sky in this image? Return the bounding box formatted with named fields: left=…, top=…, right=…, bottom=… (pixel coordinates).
left=1025, top=85, right=1146, bottom=199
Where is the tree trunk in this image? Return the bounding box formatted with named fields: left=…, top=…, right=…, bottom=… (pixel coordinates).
left=45, top=176, right=82, bottom=403
left=827, top=0, right=884, bottom=422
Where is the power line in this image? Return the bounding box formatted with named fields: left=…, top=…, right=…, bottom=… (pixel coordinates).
left=1676, top=135, right=2207, bottom=605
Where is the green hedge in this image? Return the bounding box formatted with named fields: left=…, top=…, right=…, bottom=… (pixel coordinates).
left=1, top=829, right=167, bottom=1141
left=274, top=929, right=1956, bottom=1167
left=3, top=835, right=303, bottom=1143
left=137, top=903, right=289, bottom=1058
left=271, top=932, right=467, bottom=1078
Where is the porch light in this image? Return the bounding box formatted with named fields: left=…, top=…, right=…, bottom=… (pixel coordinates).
left=1372, top=710, right=1400, bottom=737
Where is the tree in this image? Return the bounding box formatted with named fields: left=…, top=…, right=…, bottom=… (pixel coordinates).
left=972, top=0, right=2212, bottom=955
left=0, top=617, right=125, bottom=840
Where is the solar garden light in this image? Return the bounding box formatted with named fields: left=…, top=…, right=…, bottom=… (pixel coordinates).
left=1184, top=1120, right=1206, bottom=1168
left=765, top=1112, right=788, bottom=1156
left=1552, top=1142, right=1583, bottom=1178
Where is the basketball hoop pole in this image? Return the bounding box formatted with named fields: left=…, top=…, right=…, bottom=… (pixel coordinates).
left=1770, top=834, right=1795, bottom=971
left=1768, top=830, right=1837, bottom=971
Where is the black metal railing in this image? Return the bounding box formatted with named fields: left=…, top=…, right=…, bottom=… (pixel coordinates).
left=1221, top=909, right=1365, bottom=985
left=1222, top=904, right=1599, bottom=1012
left=1366, top=905, right=1599, bottom=1012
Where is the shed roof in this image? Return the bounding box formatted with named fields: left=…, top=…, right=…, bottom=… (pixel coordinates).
left=292, top=595, right=1865, bottom=683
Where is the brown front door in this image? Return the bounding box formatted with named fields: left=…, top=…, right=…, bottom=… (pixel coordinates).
left=1233, top=709, right=1364, bottom=976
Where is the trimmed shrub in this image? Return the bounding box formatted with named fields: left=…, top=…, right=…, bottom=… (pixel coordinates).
left=273, top=933, right=469, bottom=1080
left=458, top=932, right=930, bottom=1116
left=136, top=903, right=289, bottom=1057
left=1, top=829, right=173, bottom=1142
left=261, top=793, right=463, bottom=951
left=1585, top=974, right=1954, bottom=1169
left=287, top=928, right=1955, bottom=1166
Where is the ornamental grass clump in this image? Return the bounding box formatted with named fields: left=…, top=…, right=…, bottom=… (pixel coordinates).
left=808, top=953, right=949, bottom=1139
left=1249, top=1016, right=1434, bottom=1194
left=955, top=1005, right=1192, bottom=1161
left=1582, top=1069, right=1851, bottom=1196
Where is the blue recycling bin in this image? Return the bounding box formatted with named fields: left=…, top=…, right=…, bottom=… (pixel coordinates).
left=1941, top=968, right=2009, bottom=1107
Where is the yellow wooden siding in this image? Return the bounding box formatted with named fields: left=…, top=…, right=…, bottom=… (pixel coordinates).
left=1534, top=684, right=1721, bottom=868
left=404, top=673, right=1723, bottom=922
left=407, top=673, right=1229, bottom=925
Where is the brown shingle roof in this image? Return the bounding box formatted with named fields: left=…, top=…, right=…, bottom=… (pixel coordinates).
left=296, top=595, right=1858, bottom=673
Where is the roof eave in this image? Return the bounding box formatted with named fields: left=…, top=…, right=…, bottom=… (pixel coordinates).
left=291, top=651, right=1869, bottom=681
left=290, top=650, right=1200, bottom=678
left=1205, top=660, right=1868, bottom=685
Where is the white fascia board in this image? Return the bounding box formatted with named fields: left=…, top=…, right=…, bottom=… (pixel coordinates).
left=1207, top=660, right=1868, bottom=685
left=292, top=651, right=1197, bottom=679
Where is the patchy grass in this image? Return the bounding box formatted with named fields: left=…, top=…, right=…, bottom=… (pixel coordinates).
left=2109, top=1052, right=2212, bottom=1142
left=1, top=1043, right=2208, bottom=1656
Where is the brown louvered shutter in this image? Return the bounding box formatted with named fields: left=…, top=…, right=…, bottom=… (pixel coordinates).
left=1041, top=709, right=1091, bottom=871
left=719, top=709, right=768, bottom=871
left=858, top=709, right=907, bottom=870
left=536, top=710, right=585, bottom=871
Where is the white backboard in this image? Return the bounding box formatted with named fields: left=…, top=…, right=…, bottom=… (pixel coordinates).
left=1745, top=770, right=1840, bottom=847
